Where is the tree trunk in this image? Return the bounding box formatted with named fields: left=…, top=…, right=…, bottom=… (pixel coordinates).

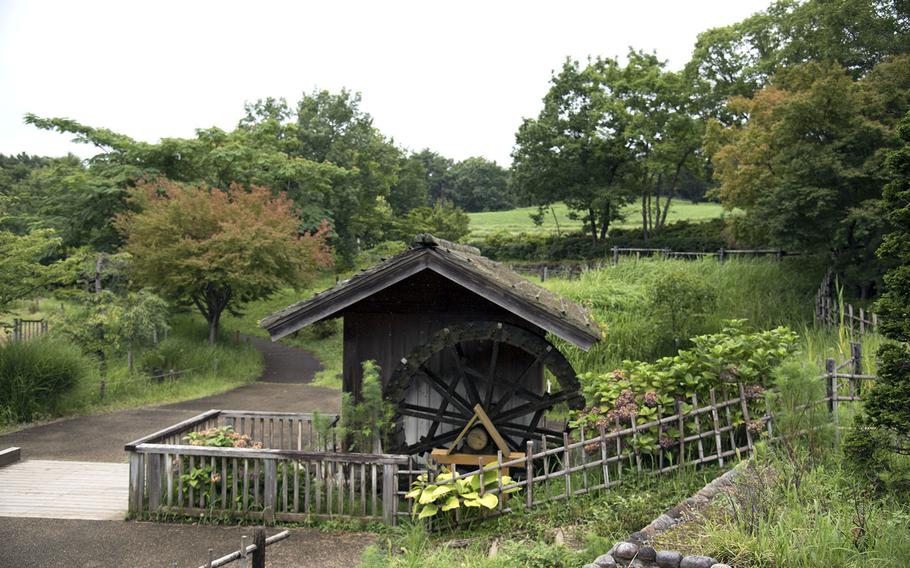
left=588, top=209, right=598, bottom=244
left=208, top=311, right=221, bottom=345
left=599, top=202, right=610, bottom=241
left=641, top=193, right=649, bottom=241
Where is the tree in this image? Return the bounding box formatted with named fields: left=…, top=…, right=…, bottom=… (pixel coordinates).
left=413, top=149, right=453, bottom=203
left=688, top=0, right=910, bottom=122
left=117, top=179, right=333, bottom=344
left=448, top=157, right=513, bottom=212
left=389, top=154, right=429, bottom=215
left=512, top=58, right=638, bottom=244
left=708, top=56, right=910, bottom=296
left=876, top=111, right=910, bottom=341
left=392, top=200, right=470, bottom=243
left=0, top=228, right=80, bottom=314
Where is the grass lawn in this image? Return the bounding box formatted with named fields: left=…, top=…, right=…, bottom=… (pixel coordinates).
left=466, top=200, right=726, bottom=238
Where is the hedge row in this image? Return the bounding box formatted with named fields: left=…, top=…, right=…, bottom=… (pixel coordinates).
left=469, top=219, right=730, bottom=261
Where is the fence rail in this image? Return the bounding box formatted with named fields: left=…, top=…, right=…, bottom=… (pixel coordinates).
left=126, top=409, right=407, bottom=524
left=189, top=527, right=289, bottom=568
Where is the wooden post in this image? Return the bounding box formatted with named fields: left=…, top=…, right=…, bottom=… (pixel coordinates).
left=12, top=318, right=20, bottom=343
left=776, top=248, right=783, bottom=261
left=611, top=246, right=619, bottom=266
left=263, top=460, right=276, bottom=523
left=848, top=304, right=855, bottom=335
left=563, top=432, right=571, bottom=499
left=851, top=342, right=863, bottom=397
left=381, top=463, right=397, bottom=525
left=825, top=358, right=836, bottom=414
left=147, top=453, right=162, bottom=512
left=718, top=248, right=725, bottom=263
left=859, top=308, right=866, bottom=335
left=239, top=535, right=249, bottom=568
left=526, top=440, right=534, bottom=509
left=128, top=451, right=143, bottom=515
left=252, top=527, right=266, bottom=568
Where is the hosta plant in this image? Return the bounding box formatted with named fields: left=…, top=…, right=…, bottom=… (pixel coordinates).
left=405, top=466, right=520, bottom=520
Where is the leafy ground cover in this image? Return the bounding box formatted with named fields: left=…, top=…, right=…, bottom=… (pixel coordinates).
left=362, top=465, right=723, bottom=568
left=466, top=200, right=726, bottom=238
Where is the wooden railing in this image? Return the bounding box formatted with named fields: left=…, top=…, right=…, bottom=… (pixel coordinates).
left=610, top=247, right=790, bottom=265
left=125, top=410, right=408, bottom=524
left=0, top=318, right=48, bottom=343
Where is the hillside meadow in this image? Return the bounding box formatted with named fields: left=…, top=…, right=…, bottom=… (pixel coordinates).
left=466, top=200, right=726, bottom=238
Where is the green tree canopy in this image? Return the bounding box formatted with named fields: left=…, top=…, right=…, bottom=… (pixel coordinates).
left=116, top=179, right=333, bottom=343
left=448, top=157, right=513, bottom=212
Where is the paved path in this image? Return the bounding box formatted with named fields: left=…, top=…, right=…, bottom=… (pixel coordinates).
left=0, top=337, right=371, bottom=567
left=0, top=460, right=128, bottom=520
left=0, top=337, right=341, bottom=463
left=0, top=519, right=374, bottom=568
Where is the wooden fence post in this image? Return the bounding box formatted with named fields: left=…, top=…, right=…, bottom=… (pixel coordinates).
left=128, top=451, right=143, bottom=515
left=263, top=460, right=277, bottom=523
left=147, top=453, right=162, bottom=512
left=611, top=247, right=619, bottom=266
left=252, top=527, right=266, bottom=568
left=525, top=440, right=534, bottom=510
left=382, top=463, right=397, bottom=525
left=718, top=248, right=725, bottom=263
left=851, top=342, right=863, bottom=396
left=825, top=358, right=836, bottom=415
left=239, top=535, right=249, bottom=568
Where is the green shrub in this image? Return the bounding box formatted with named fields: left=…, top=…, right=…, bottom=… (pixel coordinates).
left=647, top=266, right=718, bottom=346
left=0, top=337, right=91, bottom=423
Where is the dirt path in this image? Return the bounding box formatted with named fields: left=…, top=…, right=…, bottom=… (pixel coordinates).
left=0, top=338, right=341, bottom=462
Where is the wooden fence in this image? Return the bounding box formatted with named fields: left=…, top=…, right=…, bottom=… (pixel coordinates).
left=125, top=410, right=408, bottom=524
left=508, top=248, right=793, bottom=282
left=815, top=270, right=879, bottom=336
left=610, top=247, right=790, bottom=265
left=1, top=318, right=48, bottom=343
left=407, top=348, right=873, bottom=525
left=127, top=350, right=874, bottom=527
left=186, top=527, right=289, bottom=568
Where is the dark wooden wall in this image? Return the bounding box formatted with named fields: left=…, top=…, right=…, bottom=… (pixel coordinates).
left=337, top=270, right=546, bottom=446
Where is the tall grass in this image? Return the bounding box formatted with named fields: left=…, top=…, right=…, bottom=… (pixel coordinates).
left=544, top=257, right=826, bottom=374
left=0, top=337, right=92, bottom=423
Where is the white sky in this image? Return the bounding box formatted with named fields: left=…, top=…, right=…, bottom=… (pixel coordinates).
left=0, top=0, right=769, bottom=166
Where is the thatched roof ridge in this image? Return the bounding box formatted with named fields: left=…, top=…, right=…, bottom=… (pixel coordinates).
left=260, top=234, right=602, bottom=350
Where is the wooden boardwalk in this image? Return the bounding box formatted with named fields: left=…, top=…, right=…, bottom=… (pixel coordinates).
left=0, top=460, right=129, bottom=520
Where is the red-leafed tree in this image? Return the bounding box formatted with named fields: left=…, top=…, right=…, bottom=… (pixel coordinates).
left=117, top=179, right=332, bottom=344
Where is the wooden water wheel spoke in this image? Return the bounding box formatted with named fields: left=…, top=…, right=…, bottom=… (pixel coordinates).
left=491, top=346, right=553, bottom=411
left=398, top=405, right=469, bottom=427
left=416, top=365, right=474, bottom=418
left=490, top=389, right=581, bottom=425
left=484, top=337, right=501, bottom=407
left=387, top=322, right=585, bottom=455
left=450, top=343, right=483, bottom=407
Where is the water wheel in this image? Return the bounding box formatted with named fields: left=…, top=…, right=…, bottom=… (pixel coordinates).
left=385, top=321, right=584, bottom=455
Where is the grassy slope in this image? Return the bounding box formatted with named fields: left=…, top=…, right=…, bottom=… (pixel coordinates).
left=467, top=200, right=726, bottom=237
left=221, top=274, right=344, bottom=389
left=541, top=257, right=881, bottom=375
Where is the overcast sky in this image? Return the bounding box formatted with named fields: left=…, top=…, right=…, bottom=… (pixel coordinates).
left=0, top=0, right=769, bottom=166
